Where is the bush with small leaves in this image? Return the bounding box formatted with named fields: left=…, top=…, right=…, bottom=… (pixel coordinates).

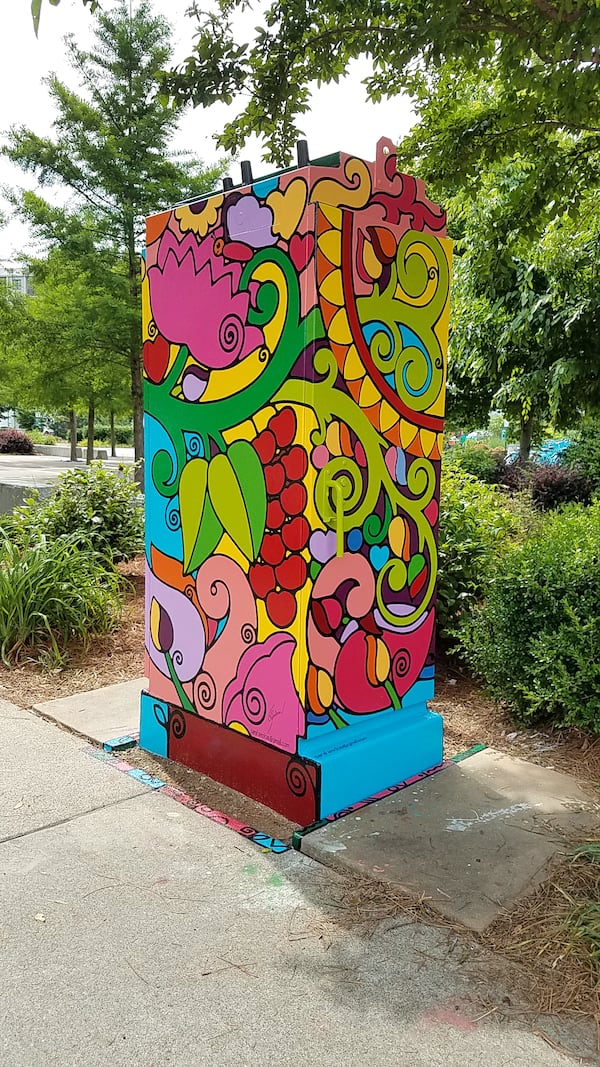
left=0, top=429, right=34, bottom=455
left=6, top=461, right=143, bottom=563
left=458, top=501, right=600, bottom=731
left=529, top=463, right=593, bottom=510
left=437, top=466, right=517, bottom=643
left=444, top=442, right=506, bottom=484
left=564, top=420, right=600, bottom=491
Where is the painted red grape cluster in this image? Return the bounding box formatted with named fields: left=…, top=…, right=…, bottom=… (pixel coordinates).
left=249, top=407, right=310, bottom=628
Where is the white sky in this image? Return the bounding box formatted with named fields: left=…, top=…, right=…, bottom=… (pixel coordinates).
left=0, top=0, right=414, bottom=257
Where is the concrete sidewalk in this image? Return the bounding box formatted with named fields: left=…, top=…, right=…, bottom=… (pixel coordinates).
left=0, top=699, right=595, bottom=1065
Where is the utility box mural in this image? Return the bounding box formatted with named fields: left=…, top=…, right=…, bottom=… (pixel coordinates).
left=140, top=137, right=452, bottom=824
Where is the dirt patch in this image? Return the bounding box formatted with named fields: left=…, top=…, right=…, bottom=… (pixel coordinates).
left=123, top=745, right=298, bottom=844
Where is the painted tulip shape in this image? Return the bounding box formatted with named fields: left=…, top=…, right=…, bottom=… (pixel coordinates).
left=145, top=566, right=205, bottom=683
left=147, top=240, right=264, bottom=370
left=223, top=633, right=304, bottom=753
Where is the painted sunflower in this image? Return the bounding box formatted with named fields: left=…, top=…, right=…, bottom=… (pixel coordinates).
left=175, top=193, right=224, bottom=238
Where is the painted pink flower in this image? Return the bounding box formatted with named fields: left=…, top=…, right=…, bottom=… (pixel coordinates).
left=147, top=232, right=264, bottom=370
left=222, top=633, right=305, bottom=753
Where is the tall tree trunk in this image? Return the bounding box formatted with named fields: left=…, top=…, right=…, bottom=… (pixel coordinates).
left=127, top=227, right=144, bottom=489
left=69, top=409, right=78, bottom=462
left=110, top=408, right=116, bottom=458
left=519, top=412, right=534, bottom=463
left=86, top=399, right=95, bottom=465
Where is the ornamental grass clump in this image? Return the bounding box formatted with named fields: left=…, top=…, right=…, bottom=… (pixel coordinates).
left=0, top=534, right=123, bottom=666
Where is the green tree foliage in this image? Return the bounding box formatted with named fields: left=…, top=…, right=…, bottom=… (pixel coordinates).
left=6, top=0, right=225, bottom=474
left=400, top=66, right=600, bottom=457
left=154, top=0, right=599, bottom=165
left=445, top=162, right=600, bottom=457
left=0, top=233, right=131, bottom=448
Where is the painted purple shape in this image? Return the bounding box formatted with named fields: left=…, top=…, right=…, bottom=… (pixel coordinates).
left=309, top=528, right=337, bottom=564
left=226, top=195, right=278, bottom=248
left=222, top=633, right=305, bottom=753
left=374, top=606, right=430, bottom=634
left=181, top=366, right=208, bottom=401
left=146, top=566, right=205, bottom=682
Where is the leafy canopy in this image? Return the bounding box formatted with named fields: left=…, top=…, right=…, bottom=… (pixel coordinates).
left=9, top=0, right=226, bottom=466
left=154, top=0, right=600, bottom=164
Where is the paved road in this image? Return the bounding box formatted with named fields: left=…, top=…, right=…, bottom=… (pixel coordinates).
left=0, top=700, right=592, bottom=1066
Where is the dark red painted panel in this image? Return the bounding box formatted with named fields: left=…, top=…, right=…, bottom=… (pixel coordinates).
left=167, top=705, right=319, bottom=824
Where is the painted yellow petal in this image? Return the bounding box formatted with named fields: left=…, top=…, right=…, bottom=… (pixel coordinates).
left=149, top=598, right=161, bottom=650
left=319, top=268, right=344, bottom=307
left=343, top=344, right=364, bottom=381
left=317, top=670, right=334, bottom=709
left=328, top=307, right=353, bottom=345
left=318, top=204, right=343, bottom=228
left=400, top=420, right=418, bottom=448
left=359, top=377, right=381, bottom=408
left=388, top=516, right=406, bottom=558
left=317, top=229, right=342, bottom=265
left=362, top=240, right=382, bottom=280
left=375, top=639, right=391, bottom=683
left=420, top=429, right=437, bottom=457
left=379, top=400, right=399, bottom=433
left=325, top=421, right=341, bottom=456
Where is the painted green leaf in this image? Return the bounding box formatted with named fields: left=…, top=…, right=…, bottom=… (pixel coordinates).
left=408, top=553, right=426, bottom=585
left=187, top=494, right=222, bottom=574
left=208, top=449, right=260, bottom=562
left=179, top=457, right=222, bottom=574
left=227, top=439, right=267, bottom=557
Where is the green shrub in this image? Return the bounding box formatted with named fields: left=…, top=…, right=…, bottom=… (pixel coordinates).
left=437, top=466, right=517, bottom=641
left=28, top=429, right=57, bottom=445
left=444, top=442, right=506, bottom=484
left=8, top=462, right=143, bottom=563
left=115, top=426, right=133, bottom=446
left=0, top=534, right=123, bottom=665
left=0, top=429, right=34, bottom=454
left=564, top=420, right=600, bottom=490
left=458, top=501, right=600, bottom=731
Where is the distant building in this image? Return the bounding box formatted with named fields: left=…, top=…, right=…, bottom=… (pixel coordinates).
left=0, top=261, right=30, bottom=296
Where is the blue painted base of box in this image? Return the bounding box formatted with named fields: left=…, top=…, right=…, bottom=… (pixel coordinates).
left=302, top=705, right=443, bottom=819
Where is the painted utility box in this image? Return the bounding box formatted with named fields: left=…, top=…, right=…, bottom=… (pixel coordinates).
left=140, top=137, right=452, bottom=824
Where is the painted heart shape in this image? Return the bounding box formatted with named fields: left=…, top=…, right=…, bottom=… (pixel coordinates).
left=289, top=232, right=315, bottom=273
left=267, top=179, right=308, bottom=240
left=370, top=545, right=390, bottom=571
left=144, top=335, right=170, bottom=384
left=309, top=528, right=337, bottom=564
